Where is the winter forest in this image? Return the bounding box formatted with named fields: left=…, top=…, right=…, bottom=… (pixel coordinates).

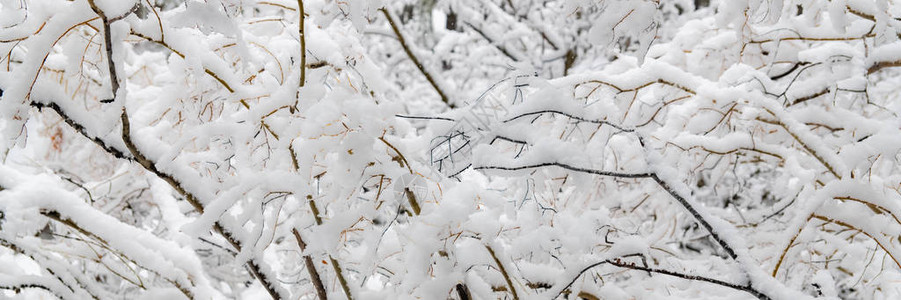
left=2, top=0, right=901, bottom=299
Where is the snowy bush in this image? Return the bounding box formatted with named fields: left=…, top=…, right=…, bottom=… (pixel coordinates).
left=1, top=0, right=901, bottom=299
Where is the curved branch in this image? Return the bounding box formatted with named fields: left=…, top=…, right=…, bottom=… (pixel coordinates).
left=553, top=257, right=770, bottom=299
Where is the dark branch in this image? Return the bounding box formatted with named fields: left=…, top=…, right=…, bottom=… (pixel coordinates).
left=394, top=114, right=455, bottom=122
left=475, top=162, right=654, bottom=178
left=553, top=256, right=770, bottom=300
left=30, top=101, right=131, bottom=160
left=0, top=283, right=57, bottom=297
left=504, top=110, right=634, bottom=132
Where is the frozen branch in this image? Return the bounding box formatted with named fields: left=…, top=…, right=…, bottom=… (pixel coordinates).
left=30, top=101, right=131, bottom=160
left=119, top=109, right=286, bottom=300
left=297, top=0, right=306, bottom=87
left=380, top=8, right=452, bottom=108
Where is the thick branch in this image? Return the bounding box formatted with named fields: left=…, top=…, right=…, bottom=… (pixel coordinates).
left=297, top=0, right=306, bottom=87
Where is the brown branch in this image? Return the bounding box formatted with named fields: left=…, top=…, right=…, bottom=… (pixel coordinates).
left=0, top=283, right=57, bottom=297
left=474, top=162, right=654, bottom=179
left=297, top=0, right=306, bottom=87
left=330, top=256, right=353, bottom=300
left=772, top=215, right=812, bottom=277
left=485, top=245, right=519, bottom=300
left=834, top=196, right=901, bottom=226
left=403, top=188, right=421, bottom=216
left=378, top=136, right=414, bottom=174
left=292, top=229, right=327, bottom=300
left=811, top=214, right=901, bottom=269
left=868, top=60, right=901, bottom=75
left=789, top=88, right=829, bottom=106
left=380, top=8, right=452, bottom=107
left=606, top=258, right=770, bottom=299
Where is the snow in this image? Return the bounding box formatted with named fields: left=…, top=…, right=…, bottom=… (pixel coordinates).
left=93, top=0, right=138, bottom=18
left=3, top=0, right=901, bottom=299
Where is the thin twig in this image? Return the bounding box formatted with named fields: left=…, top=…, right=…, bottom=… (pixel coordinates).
left=474, top=162, right=654, bottom=179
